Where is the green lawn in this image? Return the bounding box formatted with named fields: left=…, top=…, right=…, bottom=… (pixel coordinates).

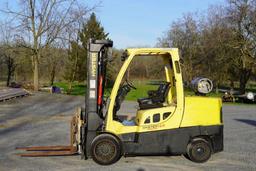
left=53, top=80, right=222, bottom=100
left=53, top=82, right=86, bottom=96
left=125, top=83, right=157, bottom=101
left=53, top=81, right=157, bottom=100
left=184, top=87, right=221, bottom=97
left=52, top=81, right=256, bottom=105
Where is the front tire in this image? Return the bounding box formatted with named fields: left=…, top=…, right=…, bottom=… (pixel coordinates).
left=186, top=138, right=212, bottom=163
left=91, top=134, right=121, bottom=165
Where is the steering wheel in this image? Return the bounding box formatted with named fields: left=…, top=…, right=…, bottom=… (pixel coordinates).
left=126, top=79, right=136, bottom=90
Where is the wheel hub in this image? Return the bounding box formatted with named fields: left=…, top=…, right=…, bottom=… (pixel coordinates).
left=189, top=140, right=211, bottom=163
left=95, top=140, right=116, bottom=161
left=196, top=147, right=205, bottom=155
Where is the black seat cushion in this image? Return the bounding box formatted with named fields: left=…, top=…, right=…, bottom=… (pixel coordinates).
left=138, top=98, right=163, bottom=110
left=138, top=82, right=170, bottom=110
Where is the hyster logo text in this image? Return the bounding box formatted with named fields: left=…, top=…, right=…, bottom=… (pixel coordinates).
left=91, top=53, right=97, bottom=77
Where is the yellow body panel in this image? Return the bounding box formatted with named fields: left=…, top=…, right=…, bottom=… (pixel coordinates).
left=106, top=105, right=180, bottom=134
left=180, top=97, right=222, bottom=127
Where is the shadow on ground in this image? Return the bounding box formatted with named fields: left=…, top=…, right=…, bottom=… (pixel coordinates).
left=234, top=119, right=256, bottom=127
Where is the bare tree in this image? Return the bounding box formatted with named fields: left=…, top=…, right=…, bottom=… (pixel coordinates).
left=0, top=22, right=17, bottom=86
left=225, top=0, right=256, bottom=93
left=63, top=19, right=83, bottom=94
left=41, top=44, right=65, bottom=85
left=0, top=0, right=92, bottom=91
left=157, top=1, right=256, bottom=91
left=160, top=13, right=201, bottom=81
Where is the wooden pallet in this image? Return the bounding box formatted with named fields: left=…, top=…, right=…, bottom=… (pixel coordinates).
left=0, top=88, right=30, bottom=102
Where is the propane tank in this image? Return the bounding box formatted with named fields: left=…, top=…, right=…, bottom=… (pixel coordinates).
left=191, top=77, right=213, bottom=95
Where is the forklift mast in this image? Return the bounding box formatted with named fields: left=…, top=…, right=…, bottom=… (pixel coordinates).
left=83, top=39, right=113, bottom=158
left=15, top=39, right=113, bottom=158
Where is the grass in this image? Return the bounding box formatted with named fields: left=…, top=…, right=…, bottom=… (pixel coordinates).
left=184, top=87, right=221, bottom=97
left=53, top=82, right=113, bottom=96
left=53, top=81, right=157, bottom=100
left=124, top=80, right=222, bottom=100
left=53, top=80, right=221, bottom=100
left=53, top=82, right=86, bottom=96
left=125, top=82, right=157, bottom=101
left=53, top=80, right=256, bottom=103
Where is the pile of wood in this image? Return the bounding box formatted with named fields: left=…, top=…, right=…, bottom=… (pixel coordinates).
left=0, top=88, right=30, bottom=102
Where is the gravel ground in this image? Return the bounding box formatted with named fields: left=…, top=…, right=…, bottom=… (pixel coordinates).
left=0, top=92, right=255, bottom=171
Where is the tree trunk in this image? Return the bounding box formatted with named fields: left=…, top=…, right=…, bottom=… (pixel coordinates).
left=50, top=64, right=56, bottom=86
left=239, top=76, right=246, bottom=94
left=67, top=82, right=73, bottom=94
left=239, top=68, right=251, bottom=94
left=6, top=57, right=11, bottom=87
left=67, top=45, right=79, bottom=94
left=6, top=56, right=15, bottom=87
left=50, top=72, right=55, bottom=86
left=6, top=70, right=11, bottom=87
left=33, top=56, right=39, bottom=91
left=230, top=80, right=234, bottom=89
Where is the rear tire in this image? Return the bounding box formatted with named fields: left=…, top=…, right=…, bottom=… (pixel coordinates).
left=186, top=138, right=212, bottom=163
left=91, top=134, right=121, bottom=165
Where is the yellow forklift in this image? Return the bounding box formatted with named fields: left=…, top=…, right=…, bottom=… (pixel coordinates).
left=17, top=39, right=223, bottom=165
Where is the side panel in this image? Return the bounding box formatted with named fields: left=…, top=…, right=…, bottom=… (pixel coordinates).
left=120, top=125, right=223, bottom=156
left=181, top=96, right=222, bottom=127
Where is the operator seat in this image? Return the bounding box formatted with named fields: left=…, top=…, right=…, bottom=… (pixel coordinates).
left=137, top=82, right=170, bottom=110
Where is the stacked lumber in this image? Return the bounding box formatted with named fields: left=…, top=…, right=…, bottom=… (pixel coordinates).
left=0, top=88, right=30, bottom=102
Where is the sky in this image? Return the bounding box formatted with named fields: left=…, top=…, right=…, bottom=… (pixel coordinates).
left=88, top=0, right=226, bottom=49
left=0, top=0, right=226, bottom=49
